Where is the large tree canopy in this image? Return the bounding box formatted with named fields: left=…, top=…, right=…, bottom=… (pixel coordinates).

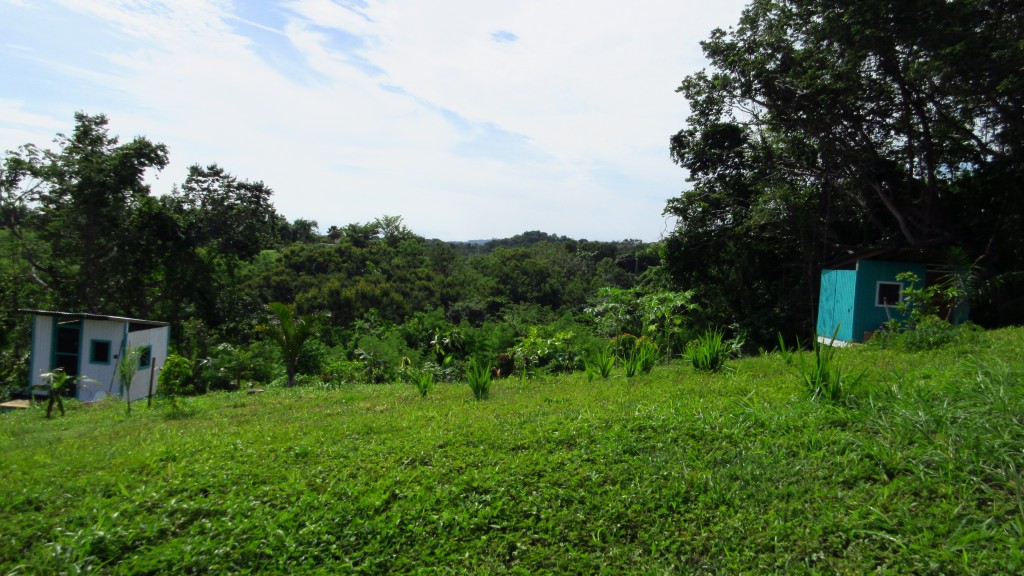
left=666, top=0, right=1024, bottom=336
left=1, top=112, right=169, bottom=314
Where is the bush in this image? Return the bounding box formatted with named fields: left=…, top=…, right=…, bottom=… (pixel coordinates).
left=466, top=357, right=492, bottom=400
left=354, top=332, right=421, bottom=383
left=623, top=337, right=659, bottom=377
left=874, top=316, right=977, bottom=352
left=158, top=355, right=193, bottom=411
left=872, top=271, right=978, bottom=351
left=317, top=352, right=364, bottom=385
left=685, top=329, right=730, bottom=373
left=0, top=348, right=27, bottom=402
left=512, top=326, right=582, bottom=378
left=199, top=341, right=278, bottom=391
left=584, top=346, right=615, bottom=380
left=296, top=338, right=330, bottom=376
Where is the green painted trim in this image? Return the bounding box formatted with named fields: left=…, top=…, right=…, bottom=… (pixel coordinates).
left=89, top=339, right=113, bottom=365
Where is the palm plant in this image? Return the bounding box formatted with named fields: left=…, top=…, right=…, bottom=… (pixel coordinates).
left=117, top=345, right=145, bottom=414
left=35, top=368, right=78, bottom=418
left=265, top=302, right=317, bottom=387
left=465, top=357, right=492, bottom=400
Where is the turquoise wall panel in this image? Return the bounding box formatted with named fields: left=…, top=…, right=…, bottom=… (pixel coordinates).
left=852, top=259, right=927, bottom=341
left=817, top=269, right=856, bottom=342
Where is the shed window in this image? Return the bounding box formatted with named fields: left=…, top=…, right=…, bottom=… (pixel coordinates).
left=138, top=345, right=152, bottom=369
left=876, top=282, right=903, bottom=307
left=89, top=340, right=112, bottom=364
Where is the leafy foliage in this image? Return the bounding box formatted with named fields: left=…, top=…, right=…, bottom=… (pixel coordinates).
left=623, top=337, right=659, bottom=378
left=117, top=345, right=144, bottom=414
left=33, top=369, right=78, bottom=418
left=263, top=302, right=317, bottom=387
left=665, top=0, right=1024, bottom=341
left=157, top=354, right=193, bottom=413
left=465, top=357, right=492, bottom=400
left=874, top=272, right=978, bottom=351
left=410, top=368, right=434, bottom=398
left=584, top=345, right=615, bottom=380
left=1, top=113, right=169, bottom=315
left=685, top=328, right=731, bottom=373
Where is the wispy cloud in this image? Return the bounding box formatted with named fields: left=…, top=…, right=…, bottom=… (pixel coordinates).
left=491, top=30, right=518, bottom=43
left=0, top=0, right=749, bottom=241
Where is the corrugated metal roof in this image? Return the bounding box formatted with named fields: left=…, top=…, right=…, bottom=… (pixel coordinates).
left=16, top=309, right=170, bottom=327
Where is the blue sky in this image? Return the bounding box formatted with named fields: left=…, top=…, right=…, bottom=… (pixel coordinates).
left=0, top=0, right=748, bottom=241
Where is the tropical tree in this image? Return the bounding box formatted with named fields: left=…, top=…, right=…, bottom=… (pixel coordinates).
left=1, top=113, right=169, bottom=314
left=264, top=302, right=317, bottom=387
left=666, top=0, right=1024, bottom=335
left=117, top=345, right=146, bottom=414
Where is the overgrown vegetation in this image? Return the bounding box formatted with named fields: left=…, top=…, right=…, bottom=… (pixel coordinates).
left=2, top=3, right=1023, bottom=569
left=2, top=328, right=1022, bottom=573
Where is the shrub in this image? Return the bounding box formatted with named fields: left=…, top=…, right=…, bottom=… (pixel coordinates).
left=512, top=327, right=582, bottom=378
left=354, top=332, right=420, bottom=383
left=585, top=346, right=615, bottom=380
left=623, top=337, right=659, bottom=378
left=875, top=316, right=976, bottom=352
left=873, top=271, right=977, bottom=351
left=686, top=329, right=730, bottom=373
left=158, top=355, right=193, bottom=412
left=319, top=356, right=365, bottom=385
left=296, top=338, right=330, bottom=377
left=411, top=369, right=434, bottom=398
left=611, top=333, right=638, bottom=362
left=466, top=357, right=492, bottom=400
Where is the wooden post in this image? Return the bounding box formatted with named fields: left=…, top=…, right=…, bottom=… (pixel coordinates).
left=147, top=357, right=157, bottom=408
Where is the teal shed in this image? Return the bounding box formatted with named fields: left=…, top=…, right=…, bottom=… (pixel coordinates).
left=816, top=250, right=967, bottom=345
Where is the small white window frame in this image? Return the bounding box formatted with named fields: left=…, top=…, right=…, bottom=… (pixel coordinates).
left=875, top=281, right=903, bottom=308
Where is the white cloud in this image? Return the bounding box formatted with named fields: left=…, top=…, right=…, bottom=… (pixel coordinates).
left=0, top=0, right=749, bottom=241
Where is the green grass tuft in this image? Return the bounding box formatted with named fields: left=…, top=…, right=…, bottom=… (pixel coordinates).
left=685, top=328, right=731, bottom=372
left=465, top=357, right=492, bottom=400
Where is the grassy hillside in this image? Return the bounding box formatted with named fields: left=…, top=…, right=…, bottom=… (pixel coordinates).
left=2, top=328, right=1023, bottom=574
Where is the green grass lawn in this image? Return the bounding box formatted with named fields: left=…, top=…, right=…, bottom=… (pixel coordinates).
left=2, top=328, right=1023, bottom=574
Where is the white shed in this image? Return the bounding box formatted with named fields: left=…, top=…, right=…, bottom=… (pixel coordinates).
left=21, top=310, right=170, bottom=402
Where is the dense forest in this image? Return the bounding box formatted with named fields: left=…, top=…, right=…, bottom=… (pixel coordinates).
left=0, top=112, right=672, bottom=394
left=2, top=0, right=1022, bottom=398
left=664, top=0, right=1024, bottom=339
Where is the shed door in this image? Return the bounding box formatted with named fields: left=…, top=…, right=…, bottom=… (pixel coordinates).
left=54, top=321, right=82, bottom=385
